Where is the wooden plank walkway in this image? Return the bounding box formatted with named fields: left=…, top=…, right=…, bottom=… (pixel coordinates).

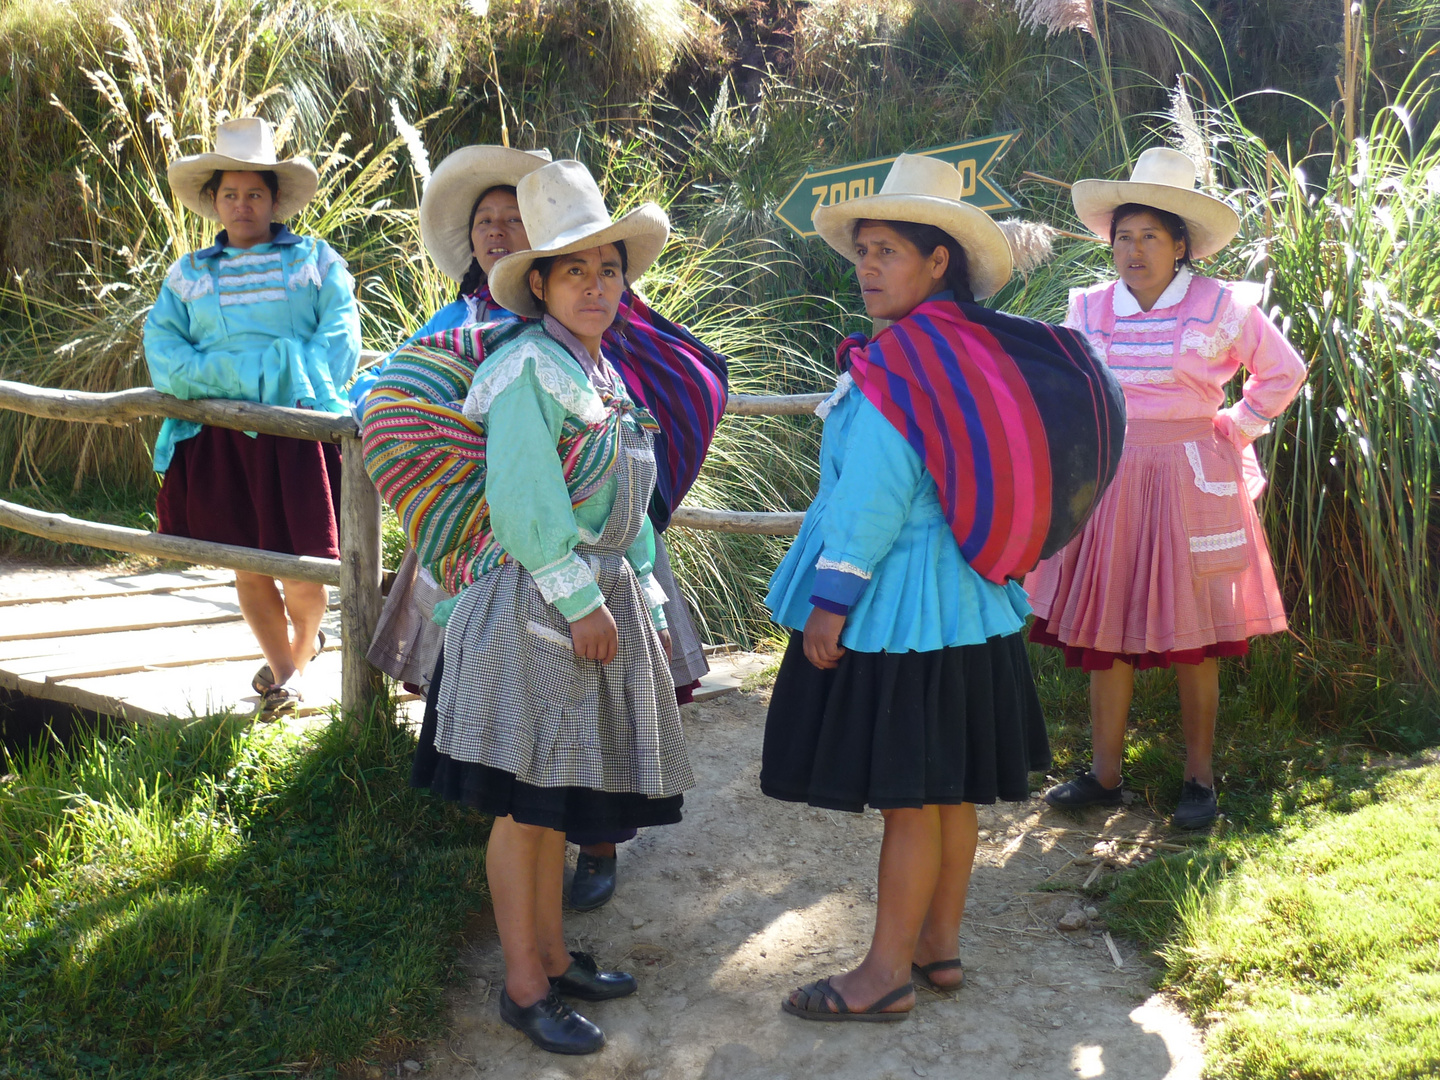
left=0, top=562, right=767, bottom=724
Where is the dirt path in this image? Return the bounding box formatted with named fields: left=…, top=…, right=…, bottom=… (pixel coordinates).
left=418, top=683, right=1203, bottom=1080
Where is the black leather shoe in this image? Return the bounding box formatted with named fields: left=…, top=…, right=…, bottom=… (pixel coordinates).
left=1171, top=780, right=1219, bottom=829
left=551, top=951, right=638, bottom=1001
left=568, top=852, right=617, bottom=911
left=498, top=986, right=605, bottom=1055
left=1044, top=770, right=1125, bottom=808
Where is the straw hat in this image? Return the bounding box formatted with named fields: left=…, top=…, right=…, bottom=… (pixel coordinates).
left=420, top=145, right=553, bottom=281
left=812, top=153, right=1014, bottom=300
left=488, top=160, right=670, bottom=318
left=1071, top=147, right=1240, bottom=259
left=167, top=117, right=319, bottom=222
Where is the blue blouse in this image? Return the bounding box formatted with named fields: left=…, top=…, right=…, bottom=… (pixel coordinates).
left=766, top=374, right=1031, bottom=653
left=144, top=225, right=360, bottom=471
left=346, top=297, right=504, bottom=419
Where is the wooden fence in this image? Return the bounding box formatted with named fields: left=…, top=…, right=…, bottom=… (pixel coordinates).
left=0, top=354, right=820, bottom=718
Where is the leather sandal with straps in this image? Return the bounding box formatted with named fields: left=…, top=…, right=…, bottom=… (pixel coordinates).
left=911, top=958, right=965, bottom=992
left=252, top=630, right=326, bottom=696
left=781, top=977, right=914, bottom=1023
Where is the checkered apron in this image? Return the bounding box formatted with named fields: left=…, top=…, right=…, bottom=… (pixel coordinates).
left=430, top=425, right=693, bottom=797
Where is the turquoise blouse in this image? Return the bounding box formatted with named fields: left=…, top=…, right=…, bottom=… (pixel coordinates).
left=766, top=374, right=1031, bottom=653
left=143, top=225, right=361, bottom=471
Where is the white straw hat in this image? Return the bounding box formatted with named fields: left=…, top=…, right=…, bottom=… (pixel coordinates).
left=488, top=159, right=670, bottom=318
left=420, top=145, right=553, bottom=281
left=1071, top=147, right=1240, bottom=259
left=812, top=153, right=1014, bottom=300
left=167, top=117, right=319, bottom=222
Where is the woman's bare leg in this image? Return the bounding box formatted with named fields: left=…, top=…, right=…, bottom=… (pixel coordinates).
left=1174, top=658, right=1219, bottom=787
left=280, top=579, right=327, bottom=678
left=1089, top=661, right=1135, bottom=788
left=791, top=805, right=938, bottom=1013
left=487, top=816, right=557, bottom=1007
left=912, top=802, right=978, bottom=987
left=534, top=826, right=572, bottom=980
left=234, top=571, right=297, bottom=685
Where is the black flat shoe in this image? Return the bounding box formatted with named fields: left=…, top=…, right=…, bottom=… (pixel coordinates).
left=551, top=951, right=637, bottom=1002
left=569, top=852, right=617, bottom=911
left=498, top=987, right=605, bottom=1055
left=1171, top=780, right=1218, bottom=829
left=1044, top=770, right=1124, bottom=808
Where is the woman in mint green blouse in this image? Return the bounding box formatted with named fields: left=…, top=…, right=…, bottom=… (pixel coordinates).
left=404, top=160, right=691, bottom=1056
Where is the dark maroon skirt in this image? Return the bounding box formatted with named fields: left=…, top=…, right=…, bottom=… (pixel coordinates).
left=157, top=425, right=342, bottom=560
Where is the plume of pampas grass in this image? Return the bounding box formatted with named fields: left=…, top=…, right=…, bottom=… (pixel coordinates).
left=1167, top=76, right=1213, bottom=189
left=997, top=218, right=1097, bottom=272
left=1013, top=0, right=1093, bottom=37
left=390, top=100, right=430, bottom=187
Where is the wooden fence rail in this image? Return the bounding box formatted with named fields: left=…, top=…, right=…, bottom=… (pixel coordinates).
left=0, top=370, right=823, bottom=718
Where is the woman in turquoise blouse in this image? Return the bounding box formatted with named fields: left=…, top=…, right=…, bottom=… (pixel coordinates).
left=764, top=155, right=1050, bottom=1023
left=145, top=119, right=360, bottom=718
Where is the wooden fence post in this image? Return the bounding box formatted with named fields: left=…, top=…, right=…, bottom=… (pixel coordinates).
left=339, top=433, right=384, bottom=719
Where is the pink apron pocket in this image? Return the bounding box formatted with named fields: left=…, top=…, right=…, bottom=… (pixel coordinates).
left=1179, top=438, right=1251, bottom=576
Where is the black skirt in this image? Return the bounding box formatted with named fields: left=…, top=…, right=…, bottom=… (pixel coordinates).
left=761, top=630, right=1050, bottom=812
left=410, top=651, right=685, bottom=833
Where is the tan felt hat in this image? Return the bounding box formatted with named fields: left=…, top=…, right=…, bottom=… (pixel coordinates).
left=812, top=153, right=1014, bottom=300
left=1071, top=147, right=1240, bottom=259
left=488, top=159, right=670, bottom=318
left=420, top=145, right=553, bottom=282
left=167, top=117, right=319, bottom=222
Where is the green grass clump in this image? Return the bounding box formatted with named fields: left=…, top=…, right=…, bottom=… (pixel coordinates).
left=1107, top=762, right=1440, bottom=1080
left=0, top=707, right=489, bottom=1078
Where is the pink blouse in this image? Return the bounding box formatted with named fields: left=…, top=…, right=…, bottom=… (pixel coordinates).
left=1065, top=269, right=1307, bottom=456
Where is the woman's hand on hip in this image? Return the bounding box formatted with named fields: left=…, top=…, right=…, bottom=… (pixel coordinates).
left=571, top=605, right=619, bottom=665
left=803, top=607, right=847, bottom=670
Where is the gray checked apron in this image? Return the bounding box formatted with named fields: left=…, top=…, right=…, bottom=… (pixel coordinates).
left=431, top=424, right=693, bottom=798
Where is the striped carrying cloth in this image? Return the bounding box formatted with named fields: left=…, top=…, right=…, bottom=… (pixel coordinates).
left=839, top=297, right=1125, bottom=584
left=605, top=293, right=728, bottom=528
left=359, top=321, right=653, bottom=593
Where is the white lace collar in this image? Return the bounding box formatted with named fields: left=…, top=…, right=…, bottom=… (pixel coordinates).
left=1114, top=266, right=1193, bottom=317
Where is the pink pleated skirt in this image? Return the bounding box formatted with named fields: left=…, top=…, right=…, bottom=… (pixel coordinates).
left=1025, top=417, right=1287, bottom=670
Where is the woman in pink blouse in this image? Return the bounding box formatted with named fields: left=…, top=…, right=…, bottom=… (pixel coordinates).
left=1026, top=149, right=1307, bottom=828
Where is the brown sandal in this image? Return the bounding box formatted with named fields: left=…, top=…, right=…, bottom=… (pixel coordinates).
left=911, top=958, right=965, bottom=992
left=252, top=630, right=326, bottom=695
left=781, top=977, right=914, bottom=1023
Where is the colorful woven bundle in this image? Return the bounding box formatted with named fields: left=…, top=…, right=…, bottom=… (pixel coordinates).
left=607, top=292, right=728, bottom=528
left=360, top=321, right=634, bottom=593
left=840, top=297, right=1124, bottom=584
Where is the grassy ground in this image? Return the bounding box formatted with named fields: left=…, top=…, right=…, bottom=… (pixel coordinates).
left=1105, top=760, right=1440, bottom=1080
left=1032, top=635, right=1440, bottom=828
left=0, top=704, right=489, bottom=1079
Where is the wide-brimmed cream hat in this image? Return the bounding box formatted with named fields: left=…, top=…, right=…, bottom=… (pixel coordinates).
left=1071, top=147, right=1239, bottom=259
left=812, top=153, right=1013, bottom=300
left=488, top=159, right=670, bottom=317
left=420, top=145, right=553, bottom=281
left=167, top=117, right=319, bottom=222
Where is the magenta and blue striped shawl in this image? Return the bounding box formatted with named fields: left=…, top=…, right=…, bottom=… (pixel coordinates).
left=604, top=293, right=728, bottom=529
left=839, top=297, right=1124, bottom=584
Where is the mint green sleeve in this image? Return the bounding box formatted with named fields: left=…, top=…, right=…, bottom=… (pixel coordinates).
left=625, top=515, right=668, bottom=631
left=483, top=363, right=605, bottom=622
